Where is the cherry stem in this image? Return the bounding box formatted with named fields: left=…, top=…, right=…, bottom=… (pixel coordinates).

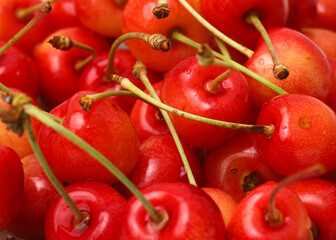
left=23, top=104, right=161, bottom=223
left=114, top=0, right=127, bottom=7
left=177, top=0, right=254, bottom=58
left=267, top=164, right=325, bottom=226
left=214, top=38, right=231, bottom=59
left=204, top=69, right=234, bottom=95
left=245, top=12, right=289, bottom=80
left=171, top=30, right=288, bottom=95
left=22, top=115, right=84, bottom=223
left=106, top=75, right=275, bottom=137
left=153, top=0, right=170, bottom=19
left=133, top=60, right=197, bottom=186
left=0, top=83, right=13, bottom=94
left=104, top=32, right=172, bottom=82
left=0, top=2, right=52, bottom=56
left=197, top=44, right=233, bottom=68
left=15, top=0, right=57, bottom=21
left=48, top=36, right=96, bottom=72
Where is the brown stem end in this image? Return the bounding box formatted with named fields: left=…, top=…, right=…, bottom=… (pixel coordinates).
left=48, top=36, right=73, bottom=51
left=132, top=60, right=147, bottom=80
left=79, top=95, right=94, bottom=112
left=152, top=3, right=170, bottom=19
left=148, top=34, right=172, bottom=52
left=273, top=64, right=289, bottom=80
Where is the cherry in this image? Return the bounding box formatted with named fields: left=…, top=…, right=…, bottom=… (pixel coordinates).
left=203, top=132, right=283, bottom=202
left=257, top=94, right=336, bottom=176
left=6, top=154, right=58, bottom=240
left=117, top=182, right=226, bottom=239
left=50, top=0, right=83, bottom=29
left=33, top=27, right=109, bottom=108
left=38, top=90, right=140, bottom=184
left=0, top=145, right=24, bottom=230
left=244, top=27, right=334, bottom=111
left=288, top=179, right=336, bottom=240
left=45, top=181, right=127, bottom=239
left=122, top=0, right=211, bottom=72
left=308, top=0, right=336, bottom=31
left=286, top=0, right=317, bottom=30
left=161, top=55, right=250, bottom=149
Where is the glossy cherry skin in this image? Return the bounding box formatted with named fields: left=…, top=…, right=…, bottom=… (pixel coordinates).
left=0, top=146, right=24, bottom=230
left=161, top=56, right=250, bottom=149
left=244, top=27, right=334, bottom=111
left=286, top=0, right=317, bottom=30
left=45, top=181, right=127, bottom=239
left=203, top=132, right=283, bottom=202
left=79, top=49, right=162, bottom=114
left=33, top=27, right=109, bottom=108
left=327, top=59, right=336, bottom=112
left=200, top=0, right=289, bottom=49
left=227, top=182, right=311, bottom=240
left=257, top=94, right=336, bottom=176
left=116, top=134, right=202, bottom=198
left=38, top=91, right=140, bottom=184
left=288, top=179, right=336, bottom=240
left=0, top=0, right=55, bottom=55
left=50, top=0, right=83, bottom=29
left=122, top=0, right=211, bottom=72
left=0, top=41, right=39, bottom=98
left=118, top=182, right=226, bottom=239
left=301, top=27, right=336, bottom=59
left=74, top=0, right=125, bottom=38
left=308, top=0, right=336, bottom=31
left=130, top=82, right=170, bottom=142
left=6, top=154, right=58, bottom=240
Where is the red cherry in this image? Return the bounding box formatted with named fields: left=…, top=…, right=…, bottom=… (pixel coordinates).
left=122, top=0, right=211, bottom=72
left=288, top=179, right=336, bottom=240
left=286, top=0, right=317, bottom=30
left=199, top=0, right=289, bottom=49
left=227, top=182, right=311, bottom=240
left=45, top=181, right=127, bottom=239
left=257, top=94, right=336, bottom=176
left=38, top=90, right=140, bottom=184
left=244, top=27, right=334, bottom=111
left=33, top=27, right=109, bottom=108
left=0, top=146, right=24, bottom=230
left=118, top=182, right=226, bottom=239
left=161, top=55, right=250, bottom=149
left=308, top=0, right=336, bottom=31
left=6, top=154, right=58, bottom=240
left=50, top=0, right=83, bottom=29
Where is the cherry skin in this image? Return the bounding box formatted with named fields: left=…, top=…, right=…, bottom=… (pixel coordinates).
left=33, top=27, right=109, bottom=108
left=116, top=134, right=202, bottom=198
left=79, top=49, right=162, bottom=115
left=161, top=55, right=250, bottom=149
left=6, top=154, right=59, bottom=240
left=327, top=58, right=336, bottom=112
left=199, top=0, right=289, bottom=49
left=117, top=182, right=226, bottom=239
left=0, top=41, right=39, bottom=98
left=257, top=94, right=336, bottom=176
left=122, top=0, right=211, bottom=72
left=45, top=181, right=127, bottom=239
left=288, top=179, right=336, bottom=240
left=74, top=0, right=125, bottom=38
left=244, top=27, right=334, bottom=111
left=0, top=146, right=24, bottom=231
left=38, top=90, right=140, bottom=184
left=227, top=182, right=311, bottom=240
left=203, top=132, right=283, bottom=202
left=130, top=81, right=170, bottom=142
left=0, top=0, right=55, bottom=55
left=308, top=0, right=336, bottom=31
left=286, top=0, right=317, bottom=30
left=301, top=27, right=336, bottom=59
left=50, top=0, right=83, bottom=29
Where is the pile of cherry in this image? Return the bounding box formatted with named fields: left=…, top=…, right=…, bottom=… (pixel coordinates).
left=1, top=0, right=336, bottom=239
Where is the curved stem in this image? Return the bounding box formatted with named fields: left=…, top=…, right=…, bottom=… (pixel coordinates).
left=22, top=115, right=83, bottom=222
left=171, top=30, right=288, bottom=95
left=16, top=0, right=57, bottom=21
left=133, top=61, right=197, bottom=186
left=245, top=12, right=289, bottom=80
left=214, top=37, right=231, bottom=59
left=177, top=0, right=254, bottom=58
left=0, top=2, right=52, bottom=56
left=23, top=104, right=161, bottom=223
left=104, top=32, right=172, bottom=82
left=205, top=68, right=234, bottom=95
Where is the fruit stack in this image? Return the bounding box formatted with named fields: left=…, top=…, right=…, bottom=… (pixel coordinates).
left=0, top=0, right=336, bottom=239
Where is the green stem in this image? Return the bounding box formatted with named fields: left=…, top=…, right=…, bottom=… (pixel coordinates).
left=89, top=90, right=138, bottom=101
left=177, top=0, right=254, bottom=58
left=135, top=62, right=197, bottom=186
left=0, top=83, right=13, bottom=94
left=22, top=115, right=83, bottom=222
left=16, top=0, right=57, bottom=21
left=214, top=38, right=231, bottom=59
left=0, top=2, right=52, bottom=56
left=205, top=68, right=234, bottom=95
left=171, top=31, right=288, bottom=95
left=23, top=104, right=161, bottom=223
